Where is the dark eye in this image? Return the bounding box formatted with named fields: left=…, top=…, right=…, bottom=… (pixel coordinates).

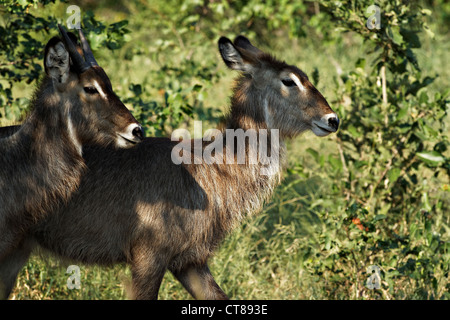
left=83, top=86, right=98, bottom=94
left=281, top=79, right=296, bottom=87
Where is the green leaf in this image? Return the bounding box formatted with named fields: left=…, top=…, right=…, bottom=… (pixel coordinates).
left=416, top=151, right=445, bottom=164
left=328, top=155, right=342, bottom=172
left=400, top=28, right=421, bottom=48
left=388, top=25, right=404, bottom=46
left=388, top=168, right=401, bottom=183
left=17, top=0, right=29, bottom=7
left=355, top=58, right=365, bottom=70
left=306, top=148, right=319, bottom=162
left=373, top=214, right=387, bottom=222
left=347, top=124, right=361, bottom=138
left=397, top=104, right=409, bottom=120
left=192, top=84, right=203, bottom=92
left=418, top=91, right=428, bottom=104
left=87, top=33, right=107, bottom=50
left=410, top=223, right=418, bottom=239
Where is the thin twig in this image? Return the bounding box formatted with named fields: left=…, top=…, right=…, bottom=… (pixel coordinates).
left=367, top=147, right=399, bottom=206
left=335, top=136, right=349, bottom=179
left=380, top=64, right=389, bottom=127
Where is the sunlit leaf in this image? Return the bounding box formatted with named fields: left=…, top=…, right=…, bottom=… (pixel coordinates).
left=416, top=151, right=445, bottom=164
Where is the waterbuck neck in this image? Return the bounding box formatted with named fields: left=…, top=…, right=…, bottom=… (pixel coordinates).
left=191, top=80, right=287, bottom=241
left=226, top=76, right=269, bottom=132
left=0, top=76, right=86, bottom=218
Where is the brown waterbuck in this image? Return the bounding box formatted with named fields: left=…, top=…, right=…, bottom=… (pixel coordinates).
left=0, top=25, right=143, bottom=296
left=0, top=36, right=338, bottom=299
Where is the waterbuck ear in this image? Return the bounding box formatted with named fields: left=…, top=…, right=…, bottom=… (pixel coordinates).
left=234, top=36, right=262, bottom=56
left=44, top=36, right=71, bottom=85
left=218, top=36, right=256, bottom=73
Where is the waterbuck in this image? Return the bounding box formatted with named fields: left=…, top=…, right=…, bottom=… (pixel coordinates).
left=0, top=26, right=143, bottom=296
left=0, top=36, right=339, bottom=299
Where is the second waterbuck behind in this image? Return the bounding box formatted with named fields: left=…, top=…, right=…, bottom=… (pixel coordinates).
left=1, top=36, right=339, bottom=299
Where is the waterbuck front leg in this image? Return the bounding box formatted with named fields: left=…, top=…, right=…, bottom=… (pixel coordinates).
left=0, top=233, right=18, bottom=264
left=0, top=239, right=34, bottom=300
left=130, top=243, right=169, bottom=300
left=170, top=263, right=229, bottom=300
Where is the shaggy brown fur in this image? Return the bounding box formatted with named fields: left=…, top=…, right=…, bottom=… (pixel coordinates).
left=0, top=29, right=142, bottom=298
left=0, top=36, right=338, bottom=300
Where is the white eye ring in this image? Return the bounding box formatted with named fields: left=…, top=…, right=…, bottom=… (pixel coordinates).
left=288, top=72, right=306, bottom=91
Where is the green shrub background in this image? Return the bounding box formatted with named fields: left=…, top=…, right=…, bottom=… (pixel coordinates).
left=0, top=0, right=448, bottom=299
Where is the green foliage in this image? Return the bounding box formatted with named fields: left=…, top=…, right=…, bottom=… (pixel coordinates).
left=307, top=203, right=449, bottom=299
left=0, top=0, right=52, bottom=122
left=295, top=0, right=450, bottom=299
left=2, top=0, right=449, bottom=299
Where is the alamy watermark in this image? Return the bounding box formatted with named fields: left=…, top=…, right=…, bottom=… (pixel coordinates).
left=66, top=5, right=81, bottom=30
left=366, top=265, right=381, bottom=290
left=366, top=5, right=381, bottom=30
left=171, top=121, right=280, bottom=176
left=66, top=265, right=81, bottom=290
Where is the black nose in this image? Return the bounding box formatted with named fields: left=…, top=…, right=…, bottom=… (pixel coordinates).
left=132, top=126, right=145, bottom=140
left=328, top=117, right=340, bottom=131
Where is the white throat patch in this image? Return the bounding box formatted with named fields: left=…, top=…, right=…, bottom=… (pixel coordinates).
left=67, top=112, right=82, bottom=156
left=263, top=97, right=273, bottom=129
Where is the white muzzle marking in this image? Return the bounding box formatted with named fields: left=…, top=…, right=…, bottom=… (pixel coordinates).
left=116, top=123, right=142, bottom=148
left=312, top=113, right=339, bottom=137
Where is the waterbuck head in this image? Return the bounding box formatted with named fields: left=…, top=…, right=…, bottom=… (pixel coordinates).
left=42, top=25, right=144, bottom=149
left=218, top=36, right=339, bottom=138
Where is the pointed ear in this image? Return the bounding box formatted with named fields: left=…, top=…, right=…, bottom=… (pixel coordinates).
left=44, top=36, right=71, bottom=85
left=218, top=36, right=257, bottom=73
left=234, top=35, right=262, bottom=55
